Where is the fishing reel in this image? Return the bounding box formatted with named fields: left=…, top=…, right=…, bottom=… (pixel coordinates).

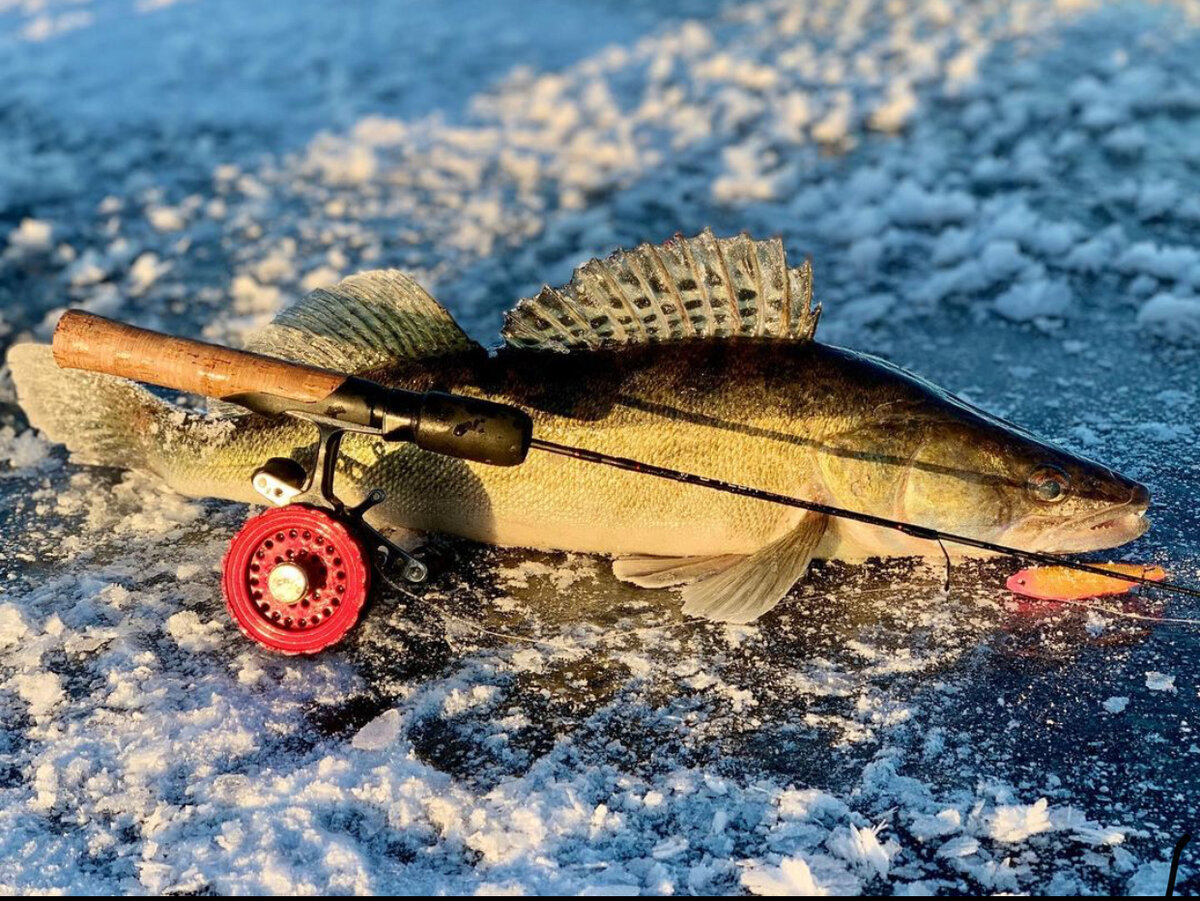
left=221, top=397, right=534, bottom=655
left=222, top=423, right=417, bottom=654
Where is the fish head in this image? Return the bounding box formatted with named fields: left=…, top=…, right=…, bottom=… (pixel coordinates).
left=897, top=414, right=1150, bottom=554
left=987, top=436, right=1150, bottom=554
left=817, top=351, right=1150, bottom=555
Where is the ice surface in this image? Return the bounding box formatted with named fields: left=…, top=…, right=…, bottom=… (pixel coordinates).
left=1, top=0, right=1199, bottom=894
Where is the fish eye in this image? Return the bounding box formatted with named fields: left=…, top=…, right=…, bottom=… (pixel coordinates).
left=1027, top=464, right=1071, bottom=504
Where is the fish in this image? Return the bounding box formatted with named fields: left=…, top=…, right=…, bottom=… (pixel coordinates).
left=7, top=230, right=1151, bottom=624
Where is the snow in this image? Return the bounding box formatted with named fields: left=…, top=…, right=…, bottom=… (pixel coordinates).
left=1144, top=671, right=1177, bottom=693
left=743, top=853, right=860, bottom=895
left=936, top=835, right=979, bottom=859
left=827, top=822, right=900, bottom=878
left=1, top=0, right=1199, bottom=894
left=0, top=604, right=31, bottom=649
left=885, top=180, right=976, bottom=228
left=127, top=252, right=170, bottom=295
left=910, top=808, right=962, bottom=841
left=1, top=425, right=51, bottom=469
left=15, top=671, right=64, bottom=716
left=1117, top=242, right=1200, bottom=283
left=993, top=277, right=1072, bottom=322
left=869, top=82, right=919, bottom=133
left=165, top=609, right=225, bottom=652
left=987, top=798, right=1053, bottom=843
left=6, top=218, right=53, bottom=253
left=1138, top=292, right=1200, bottom=343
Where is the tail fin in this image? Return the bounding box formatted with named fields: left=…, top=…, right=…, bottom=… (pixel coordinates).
left=7, top=342, right=177, bottom=476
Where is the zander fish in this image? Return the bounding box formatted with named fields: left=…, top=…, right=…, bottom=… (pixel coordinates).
left=8, top=231, right=1150, bottom=623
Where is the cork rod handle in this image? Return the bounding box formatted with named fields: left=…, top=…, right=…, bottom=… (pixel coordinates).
left=52, top=310, right=348, bottom=403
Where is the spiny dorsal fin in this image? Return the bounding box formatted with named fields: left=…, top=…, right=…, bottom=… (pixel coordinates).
left=245, top=269, right=479, bottom=373
left=501, top=229, right=819, bottom=352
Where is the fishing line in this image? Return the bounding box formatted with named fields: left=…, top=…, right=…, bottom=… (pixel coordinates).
left=936, top=537, right=952, bottom=593
left=529, top=438, right=1200, bottom=602
left=1053, top=598, right=1200, bottom=628
left=377, top=568, right=579, bottom=652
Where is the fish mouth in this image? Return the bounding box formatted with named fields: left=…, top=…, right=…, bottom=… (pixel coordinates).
left=1043, top=503, right=1151, bottom=553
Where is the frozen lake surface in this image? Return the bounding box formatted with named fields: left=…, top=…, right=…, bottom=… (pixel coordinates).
left=1, top=0, right=1199, bottom=893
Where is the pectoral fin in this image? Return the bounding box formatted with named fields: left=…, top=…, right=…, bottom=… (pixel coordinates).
left=613, top=553, right=744, bottom=589
left=679, top=513, right=828, bottom=624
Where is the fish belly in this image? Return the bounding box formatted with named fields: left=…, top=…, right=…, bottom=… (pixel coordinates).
left=817, top=518, right=1002, bottom=563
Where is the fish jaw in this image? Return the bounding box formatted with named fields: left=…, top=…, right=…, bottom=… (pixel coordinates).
left=1041, top=506, right=1151, bottom=554
left=820, top=507, right=1149, bottom=564
left=1005, top=485, right=1152, bottom=555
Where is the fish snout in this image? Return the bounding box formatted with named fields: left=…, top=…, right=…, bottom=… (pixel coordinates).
left=1127, top=481, right=1151, bottom=512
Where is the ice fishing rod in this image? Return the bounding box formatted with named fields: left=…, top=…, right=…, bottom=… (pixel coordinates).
left=528, top=438, right=1200, bottom=601
left=52, top=311, right=533, bottom=466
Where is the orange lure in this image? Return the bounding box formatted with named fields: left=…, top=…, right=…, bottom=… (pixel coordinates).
left=1006, top=563, right=1167, bottom=601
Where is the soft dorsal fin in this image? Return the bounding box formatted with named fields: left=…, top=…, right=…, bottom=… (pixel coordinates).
left=501, top=229, right=819, bottom=351
left=245, top=269, right=479, bottom=373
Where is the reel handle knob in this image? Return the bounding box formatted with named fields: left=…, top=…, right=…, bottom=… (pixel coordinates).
left=410, top=392, right=532, bottom=467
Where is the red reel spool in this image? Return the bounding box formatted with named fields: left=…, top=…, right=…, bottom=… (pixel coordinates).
left=222, top=505, right=370, bottom=654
